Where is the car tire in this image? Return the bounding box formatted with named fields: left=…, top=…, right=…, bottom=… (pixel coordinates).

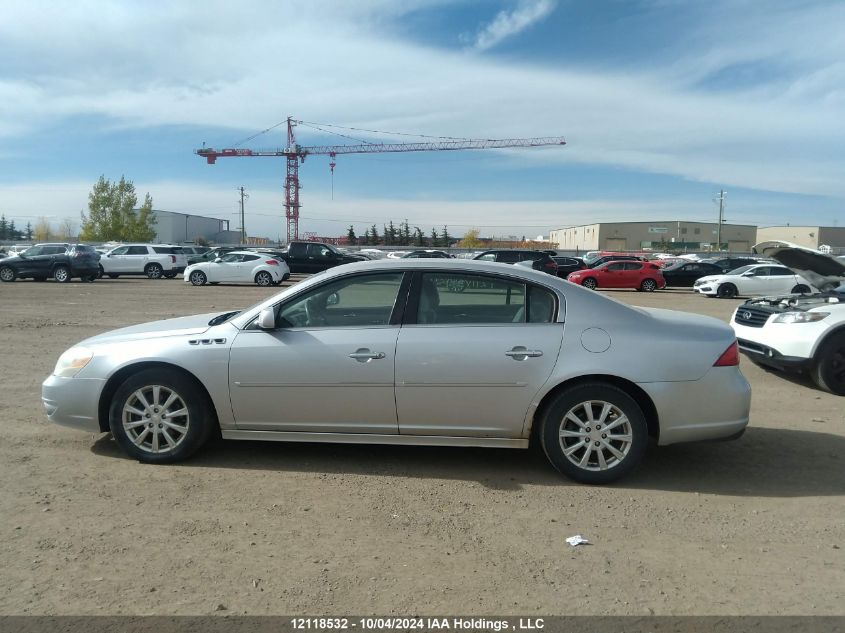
left=791, top=284, right=811, bottom=294
left=145, top=263, right=164, bottom=279
left=108, top=368, right=215, bottom=464
left=581, top=278, right=598, bottom=290
left=53, top=265, right=71, bottom=283
left=189, top=270, right=207, bottom=286
left=0, top=266, right=17, bottom=282
left=539, top=382, right=648, bottom=484
left=811, top=332, right=845, bottom=396
left=255, top=271, right=273, bottom=286
left=640, top=279, right=657, bottom=292
left=81, top=274, right=96, bottom=282
left=97, top=265, right=105, bottom=279
left=717, top=283, right=737, bottom=299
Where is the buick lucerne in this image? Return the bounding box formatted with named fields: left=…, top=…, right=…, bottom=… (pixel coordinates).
left=43, top=260, right=751, bottom=483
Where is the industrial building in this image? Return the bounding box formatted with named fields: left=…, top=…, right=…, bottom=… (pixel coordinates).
left=756, top=225, right=845, bottom=252
left=145, top=209, right=231, bottom=244
left=548, top=221, right=757, bottom=253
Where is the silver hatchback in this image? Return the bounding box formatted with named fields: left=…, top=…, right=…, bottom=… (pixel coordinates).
left=42, top=260, right=750, bottom=483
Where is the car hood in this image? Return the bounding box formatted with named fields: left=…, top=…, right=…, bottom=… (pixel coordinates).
left=79, top=313, right=217, bottom=346
left=753, top=241, right=845, bottom=292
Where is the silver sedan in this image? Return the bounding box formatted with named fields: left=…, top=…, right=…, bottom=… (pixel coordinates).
left=42, top=259, right=751, bottom=483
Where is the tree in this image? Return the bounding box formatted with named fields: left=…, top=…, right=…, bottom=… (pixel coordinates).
left=0, top=215, right=7, bottom=240
left=59, top=218, right=76, bottom=240
left=347, top=225, right=357, bottom=245
left=441, top=226, right=451, bottom=248
left=8, top=220, right=19, bottom=240
left=362, top=228, right=370, bottom=245
left=24, top=221, right=33, bottom=241
left=430, top=228, right=438, bottom=247
left=80, top=175, right=157, bottom=242
left=34, top=217, right=52, bottom=241
left=458, top=228, right=482, bottom=249
left=370, top=224, right=380, bottom=245
left=414, top=227, right=424, bottom=246
left=401, top=219, right=411, bottom=246
left=195, top=235, right=209, bottom=247
left=385, top=220, right=398, bottom=246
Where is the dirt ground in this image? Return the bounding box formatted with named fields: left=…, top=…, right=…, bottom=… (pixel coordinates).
left=0, top=276, right=842, bottom=616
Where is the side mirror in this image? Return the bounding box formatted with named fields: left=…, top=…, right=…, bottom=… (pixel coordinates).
left=214, top=257, right=223, bottom=263
left=257, top=308, right=276, bottom=330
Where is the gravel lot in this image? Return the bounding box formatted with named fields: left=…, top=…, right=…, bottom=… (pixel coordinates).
left=0, top=277, right=842, bottom=616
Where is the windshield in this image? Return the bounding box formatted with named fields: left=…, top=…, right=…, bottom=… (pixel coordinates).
left=726, top=265, right=755, bottom=275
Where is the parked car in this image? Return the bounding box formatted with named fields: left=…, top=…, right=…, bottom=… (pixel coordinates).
left=184, top=251, right=290, bottom=286
left=693, top=264, right=813, bottom=298
left=43, top=259, right=750, bottom=484
left=698, top=256, right=760, bottom=273
left=99, top=244, right=186, bottom=279
left=187, top=247, right=241, bottom=265
left=474, top=249, right=558, bottom=275
left=660, top=261, right=724, bottom=287
left=401, top=250, right=453, bottom=259
left=566, top=260, right=665, bottom=292
left=587, top=254, right=646, bottom=268
left=0, top=243, right=99, bottom=283
left=179, top=246, right=211, bottom=257
left=551, top=256, right=586, bottom=278
left=731, top=242, right=845, bottom=395
left=279, top=241, right=368, bottom=273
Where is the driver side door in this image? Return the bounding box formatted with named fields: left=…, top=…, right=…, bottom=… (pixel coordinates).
left=228, top=271, right=408, bottom=433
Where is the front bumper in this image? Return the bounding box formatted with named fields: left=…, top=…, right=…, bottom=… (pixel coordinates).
left=640, top=366, right=751, bottom=446
left=731, top=319, right=822, bottom=372
left=735, top=338, right=812, bottom=372
left=694, top=284, right=717, bottom=295
left=42, top=374, right=106, bottom=433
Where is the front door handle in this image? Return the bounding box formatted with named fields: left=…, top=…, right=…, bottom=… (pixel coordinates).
left=349, top=348, right=386, bottom=362
left=505, top=346, right=543, bottom=360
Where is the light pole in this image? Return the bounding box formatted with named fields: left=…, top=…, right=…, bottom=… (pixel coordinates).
left=714, top=190, right=727, bottom=251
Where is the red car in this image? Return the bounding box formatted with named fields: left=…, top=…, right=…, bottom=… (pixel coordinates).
left=567, top=260, right=666, bottom=292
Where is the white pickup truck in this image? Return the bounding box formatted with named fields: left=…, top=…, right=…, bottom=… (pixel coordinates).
left=99, top=244, right=188, bottom=279
left=730, top=242, right=845, bottom=395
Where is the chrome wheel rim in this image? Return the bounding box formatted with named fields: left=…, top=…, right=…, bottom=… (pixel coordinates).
left=147, top=265, right=162, bottom=279
left=55, top=267, right=69, bottom=282
left=0, top=267, right=13, bottom=281
left=558, top=400, right=632, bottom=471
left=122, top=385, right=190, bottom=454
left=256, top=272, right=271, bottom=286
left=190, top=271, right=205, bottom=285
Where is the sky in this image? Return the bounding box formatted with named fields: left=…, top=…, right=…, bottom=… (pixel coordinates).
left=1, top=0, right=843, bottom=241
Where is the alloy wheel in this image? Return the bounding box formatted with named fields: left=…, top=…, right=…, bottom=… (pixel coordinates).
left=0, top=266, right=15, bottom=282
left=121, top=385, right=191, bottom=454
left=255, top=272, right=272, bottom=286
left=558, top=400, right=633, bottom=472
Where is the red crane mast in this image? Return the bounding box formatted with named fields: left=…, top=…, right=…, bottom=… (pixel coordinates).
left=195, top=117, right=566, bottom=243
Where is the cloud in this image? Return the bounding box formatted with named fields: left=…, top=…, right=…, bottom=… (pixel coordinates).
left=469, top=0, right=557, bottom=51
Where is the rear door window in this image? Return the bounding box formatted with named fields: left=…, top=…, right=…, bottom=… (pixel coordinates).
left=496, top=252, right=520, bottom=263
left=127, top=246, right=148, bottom=255
left=417, top=273, right=525, bottom=324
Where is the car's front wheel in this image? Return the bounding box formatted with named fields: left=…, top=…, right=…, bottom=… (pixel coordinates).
left=581, top=278, right=598, bottom=290
left=145, top=263, right=163, bottom=279
left=0, top=266, right=16, bottom=282
left=53, top=265, right=71, bottom=283
left=108, top=368, right=215, bottom=463
left=812, top=332, right=845, bottom=396
left=717, top=283, right=737, bottom=298
left=539, top=383, right=648, bottom=483
left=189, top=270, right=207, bottom=286
left=255, top=271, right=273, bottom=286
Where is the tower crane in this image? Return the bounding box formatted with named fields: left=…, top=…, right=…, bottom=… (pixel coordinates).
left=195, top=117, right=566, bottom=243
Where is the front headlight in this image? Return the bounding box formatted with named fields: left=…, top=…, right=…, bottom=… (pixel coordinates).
left=53, top=347, right=94, bottom=377
left=772, top=311, right=829, bottom=324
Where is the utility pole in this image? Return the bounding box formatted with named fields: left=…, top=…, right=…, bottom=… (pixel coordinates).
left=715, top=189, right=726, bottom=252
left=238, top=186, right=249, bottom=245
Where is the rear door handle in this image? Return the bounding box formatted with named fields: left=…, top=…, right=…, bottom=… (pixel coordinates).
left=349, top=348, right=386, bottom=362
left=505, top=346, right=543, bottom=360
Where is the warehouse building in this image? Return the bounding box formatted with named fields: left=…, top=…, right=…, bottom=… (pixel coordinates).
left=146, top=209, right=230, bottom=244
left=548, top=221, right=757, bottom=253
left=756, top=225, right=845, bottom=252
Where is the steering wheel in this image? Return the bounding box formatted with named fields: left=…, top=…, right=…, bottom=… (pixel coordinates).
left=304, top=297, right=329, bottom=327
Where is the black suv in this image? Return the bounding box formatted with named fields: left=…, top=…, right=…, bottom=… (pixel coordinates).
left=472, top=249, right=558, bottom=275
left=0, top=243, right=100, bottom=283
left=699, top=256, right=760, bottom=273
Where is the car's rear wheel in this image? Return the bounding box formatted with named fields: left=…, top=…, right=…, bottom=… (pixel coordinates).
left=539, top=383, right=648, bottom=484
left=189, top=270, right=207, bottom=286
left=97, top=265, right=105, bottom=279
left=717, top=283, right=737, bottom=298
left=145, top=263, right=164, bottom=279
left=791, top=284, right=811, bottom=294
left=53, top=265, right=71, bottom=283
left=255, top=271, right=273, bottom=286
left=640, top=278, right=657, bottom=292
left=581, top=278, right=598, bottom=290
left=0, top=266, right=17, bottom=282
left=812, top=333, right=845, bottom=396
left=108, top=368, right=215, bottom=463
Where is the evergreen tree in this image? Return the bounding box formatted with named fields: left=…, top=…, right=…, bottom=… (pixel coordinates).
left=370, top=224, right=380, bottom=245
left=347, top=225, right=357, bottom=245
left=430, top=228, right=438, bottom=247
left=441, top=226, right=451, bottom=248
left=414, top=227, right=424, bottom=246
left=386, top=220, right=397, bottom=246
left=363, top=227, right=370, bottom=245
left=0, top=214, right=7, bottom=240
left=24, top=221, right=33, bottom=241
left=8, top=220, right=18, bottom=240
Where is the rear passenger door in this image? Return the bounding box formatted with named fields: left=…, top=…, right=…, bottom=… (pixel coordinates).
left=395, top=271, right=564, bottom=439
left=123, top=245, right=150, bottom=273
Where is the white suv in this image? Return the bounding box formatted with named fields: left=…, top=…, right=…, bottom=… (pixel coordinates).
left=731, top=242, right=845, bottom=395
left=99, top=244, right=187, bottom=279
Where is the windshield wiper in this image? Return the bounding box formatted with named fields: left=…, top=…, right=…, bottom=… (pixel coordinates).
left=208, top=311, right=241, bottom=326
